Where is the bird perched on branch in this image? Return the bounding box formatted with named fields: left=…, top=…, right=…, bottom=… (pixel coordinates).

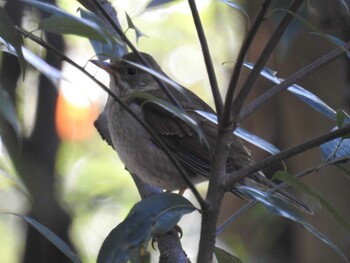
left=93, top=52, right=310, bottom=213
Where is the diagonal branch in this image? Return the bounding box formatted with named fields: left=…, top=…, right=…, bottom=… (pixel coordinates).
left=217, top=156, right=350, bottom=235
left=187, top=0, right=223, bottom=116
left=222, top=0, right=273, bottom=127
left=239, top=41, right=350, bottom=121
left=230, top=0, right=305, bottom=123
left=226, top=124, right=350, bottom=187
left=90, top=0, right=184, bottom=110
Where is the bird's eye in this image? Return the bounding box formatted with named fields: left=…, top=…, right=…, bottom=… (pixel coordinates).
left=126, top=67, right=137, bottom=75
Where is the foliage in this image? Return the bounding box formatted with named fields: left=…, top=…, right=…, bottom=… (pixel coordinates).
left=0, top=0, right=350, bottom=262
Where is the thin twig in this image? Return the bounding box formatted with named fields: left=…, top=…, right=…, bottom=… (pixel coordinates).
left=187, top=0, right=223, bottom=116
left=217, top=156, right=350, bottom=235
left=222, top=0, right=273, bottom=127
left=239, top=41, right=350, bottom=121
left=231, top=0, right=305, bottom=122
left=16, top=27, right=207, bottom=209
left=226, top=124, right=350, bottom=187
left=90, top=0, right=184, bottom=110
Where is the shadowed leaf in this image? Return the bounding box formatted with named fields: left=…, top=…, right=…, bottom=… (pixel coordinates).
left=0, top=87, right=20, bottom=137
left=5, top=213, right=81, bottom=263
left=235, top=185, right=349, bottom=263
left=274, top=171, right=350, bottom=232
left=97, top=193, right=195, bottom=263
left=214, top=247, right=243, bottom=263
left=0, top=6, right=25, bottom=77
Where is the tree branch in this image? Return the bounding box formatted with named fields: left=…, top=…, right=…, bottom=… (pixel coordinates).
left=187, top=0, right=223, bottom=116
left=226, top=124, right=350, bottom=187
left=239, top=41, right=350, bottom=121
left=222, top=0, right=273, bottom=127
left=231, top=0, right=305, bottom=123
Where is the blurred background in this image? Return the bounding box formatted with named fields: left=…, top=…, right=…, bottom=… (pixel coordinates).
left=0, top=0, right=349, bottom=262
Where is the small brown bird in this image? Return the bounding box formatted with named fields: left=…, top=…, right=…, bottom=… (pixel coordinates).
left=93, top=52, right=310, bottom=212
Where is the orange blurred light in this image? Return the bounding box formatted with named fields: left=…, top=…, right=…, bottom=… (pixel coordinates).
left=56, top=89, right=99, bottom=141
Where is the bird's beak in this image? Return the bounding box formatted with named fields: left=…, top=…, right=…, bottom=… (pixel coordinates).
left=90, top=60, right=114, bottom=74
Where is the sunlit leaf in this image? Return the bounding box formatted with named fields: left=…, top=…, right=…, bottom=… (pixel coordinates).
left=97, top=193, right=195, bottom=263
left=214, top=247, right=243, bottom=263
left=0, top=6, right=25, bottom=77
left=126, top=91, right=209, bottom=147
left=274, top=171, right=350, bottom=232
left=125, top=12, right=147, bottom=44
left=235, top=186, right=349, bottom=263
left=195, top=110, right=280, bottom=154
left=0, top=87, right=20, bottom=136
left=6, top=213, right=81, bottom=263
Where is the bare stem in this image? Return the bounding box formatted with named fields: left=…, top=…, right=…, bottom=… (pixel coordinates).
left=90, top=0, right=184, bottom=110
left=239, top=41, right=350, bottom=121
left=187, top=0, right=223, bottom=116
left=226, top=124, right=350, bottom=187
left=217, top=156, right=350, bottom=235
left=222, top=0, right=273, bottom=127
left=231, top=0, right=305, bottom=122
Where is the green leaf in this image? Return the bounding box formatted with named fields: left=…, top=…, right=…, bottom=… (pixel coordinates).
left=236, top=185, right=349, bottom=263
left=23, top=0, right=118, bottom=50
left=0, top=87, right=20, bottom=137
left=0, top=5, right=25, bottom=77
left=125, top=12, right=147, bottom=43
left=274, top=171, right=350, bottom=233
left=5, top=213, right=81, bottom=263
left=97, top=193, right=196, bottom=263
left=336, top=109, right=347, bottom=128
left=214, top=247, right=243, bottom=263
left=39, top=14, right=108, bottom=42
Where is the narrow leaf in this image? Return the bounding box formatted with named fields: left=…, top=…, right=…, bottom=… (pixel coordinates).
left=6, top=213, right=81, bottom=263
left=320, top=132, right=350, bottom=160
left=214, top=247, right=243, bottom=263
left=0, top=6, right=25, bottom=77
left=195, top=110, right=280, bottom=154
left=235, top=186, right=349, bottom=263
left=274, top=171, right=350, bottom=232
left=243, top=62, right=340, bottom=121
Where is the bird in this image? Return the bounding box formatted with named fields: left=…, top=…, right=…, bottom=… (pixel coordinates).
left=92, top=52, right=311, bottom=213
